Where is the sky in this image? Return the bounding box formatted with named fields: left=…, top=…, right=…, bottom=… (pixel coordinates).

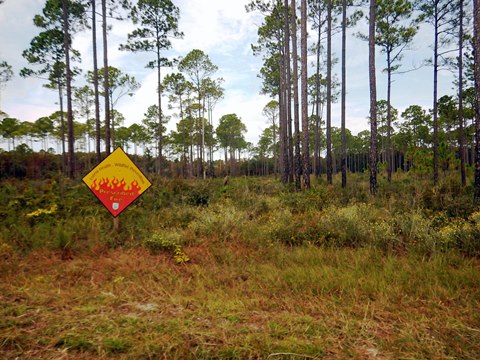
left=0, top=0, right=460, bottom=151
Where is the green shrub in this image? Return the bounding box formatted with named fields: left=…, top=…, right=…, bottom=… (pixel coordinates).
left=182, top=181, right=214, bottom=206
left=394, top=210, right=440, bottom=255
left=2, top=174, right=480, bottom=258
left=269, top=210, right=323, bottom=246
left=279, top=191, right=314, bottom=214
left=269, top=209, right=301, bottom=246
left=157, top=205, right=198, bottom=229
left=237, top=194, right=281, bottom=220
left=316, top=203, right=393, bottom=249
left=144, top=231, right=189, bottom=264
left=187, top=203, right=245, bottom=242
left=438, top=213, right=480, bottom=257
left=370, top=219, right=398, bottom=252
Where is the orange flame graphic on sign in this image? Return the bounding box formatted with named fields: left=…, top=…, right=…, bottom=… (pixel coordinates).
left=90, top=177, right=143, bottom=216
left=91, top=177, right=142, bottom=194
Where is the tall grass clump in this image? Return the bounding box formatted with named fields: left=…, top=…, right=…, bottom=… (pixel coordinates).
left=316, top=203, right=396, bottom=250
left=144, top=231, right=190, bottom=263
left=279, top=185, right=332, bottom=213
left=269, top=202, right=398, bottom=250
left=393, top=210, right=443, bottom=256
left=180, top=179, right=217, bottom=206
left=266, top=198, right=480, bottom=258
left=437, top=211, right=480, bottom=257
left=268, top=209, right=323, bottom=246
left=187, top=201, right=246, bottom=242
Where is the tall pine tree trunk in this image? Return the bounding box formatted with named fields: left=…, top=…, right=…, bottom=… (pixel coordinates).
left=92, top=0, right=101, bottom=163
left=284, top=0, right=294, bottom=184
left=157, top=47, right=163, bottom=175
left=369, top=0, right=378, bottom=195
left=458, top=0, right=466, bottom=186
left=102, top=0, right=111, bottom=155
left=326, top=0, right=333, bottom=184
left=62, top=0, right=75, bottom=179
left=301, top=0, right=310, bottom=189
left=387, top=51, right=393, bottom=182
left=341, top=0, right=347, bottom=188
left=279, top=41, right=289, bottom=184
left=58, top=84, right=67, bottom=174
left=474, top=0, right=480, bottom=203
left=273, top=118, right=278, bottom=177
left=433, top=4, right=439, bottom=184
left=290, top=0, right=302, bottom=190
left=314, top=2, right=322, bottom=178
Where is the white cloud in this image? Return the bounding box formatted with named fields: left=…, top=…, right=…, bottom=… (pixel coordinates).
left=215, top=88, right=271, bottom=144
left=171, top=0, right=258, bottom=55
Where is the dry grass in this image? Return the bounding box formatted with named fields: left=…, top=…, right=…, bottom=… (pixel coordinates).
left=1, top=175, right=480, bottom=358
left=1, top=243, right=480, bottom=359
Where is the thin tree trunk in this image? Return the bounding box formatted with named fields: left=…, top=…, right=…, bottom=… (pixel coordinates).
left=458, top=0, right=466, bottom=186
left=58, top=84, right=67, bottom=174
left=474, top=0, right=480, bottom=203
left=157, top=47, right=163, bottom=175
left=189, top=142, right=193, bottom=178
left=208, top=104, right=214, bottom=177
left=224, top=147, right=228, bottom=175
left=92, top=0, right=101, bottom=163
left=196, top=143, right=201, bottom=176
left=110, top=95, right=115, bottom=148
left=326, top=0, right=333, bottom=184
left=202, top=101, right=206, bottom=179
left=341, top=0, right=347, bottom=188
left=314, top=2, right=322, bottom=178
left=102, top=0, right=111, bottom=155
left=279, top=32, right=289, bottom=183
left=273, top=118, right=278, bottom=177
left=369, top=0, right=378, bottom=195
left=284, top=0, right=294, bottom=185
left=433, top=4, right=439, bottom=184
left=301, top=0, right=310, bottom=189
left=290, top=0, right=302, bottom=190
left=387, top=51, right=393, bottom=182
left=62, top=0, right=75, bottom=179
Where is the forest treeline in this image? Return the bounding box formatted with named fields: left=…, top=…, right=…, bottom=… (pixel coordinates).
left=0, top=0, right=479, bottom=199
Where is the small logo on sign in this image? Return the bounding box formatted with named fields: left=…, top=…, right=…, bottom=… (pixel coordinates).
left=112, top=203, right=120, bottom=210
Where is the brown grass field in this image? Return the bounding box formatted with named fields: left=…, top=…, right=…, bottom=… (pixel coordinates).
left=2, top=244, right=480, bottom=359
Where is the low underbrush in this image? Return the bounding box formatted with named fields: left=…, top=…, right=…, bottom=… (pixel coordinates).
left=1, top=173, right=480, bottom=357
left=1, top=173, right=480, bottom=257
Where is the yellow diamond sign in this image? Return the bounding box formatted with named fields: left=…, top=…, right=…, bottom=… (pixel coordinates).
left=82, top=147, right=152, bottom=217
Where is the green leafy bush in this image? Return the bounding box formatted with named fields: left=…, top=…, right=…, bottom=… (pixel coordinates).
left=144, top=232, right=189, bottom=264
left=438, top=212, right=480, bottom=257
left=182, top=181, right=214, bottom=206
left=394, top=211, right=440, bottom=253
left=268, top=210, right=323, bottom=246
left=187, top=203, right=245, bottom=242
left=317, top=203, right=394, bottom=249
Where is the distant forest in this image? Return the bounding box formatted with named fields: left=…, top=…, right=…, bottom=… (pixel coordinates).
left=0, top=0, right=479, bottom=197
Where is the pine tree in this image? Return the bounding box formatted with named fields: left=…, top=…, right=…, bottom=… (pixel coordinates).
left=120, top=0, right=182, bottom=174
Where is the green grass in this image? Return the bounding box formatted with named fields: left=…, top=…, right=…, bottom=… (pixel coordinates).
left=1, top=245, right=479, bottom=359
left=1, top=173, right=480, bottom=358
